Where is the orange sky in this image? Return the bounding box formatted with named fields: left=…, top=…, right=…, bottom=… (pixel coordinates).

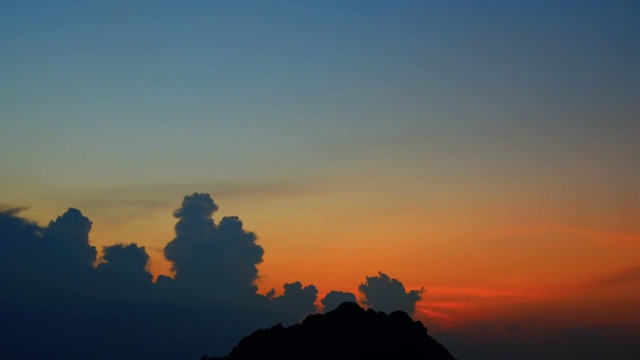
left=17, top=178, right=637, bottom=336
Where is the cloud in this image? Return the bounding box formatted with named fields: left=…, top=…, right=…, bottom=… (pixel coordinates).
left=594, top=264, right=640, bottom=287
left=0, top=193, right=328, bottom=359
left=0, top=207, right=44, bottom=303
left=268, top=281, right=319, bottom=325
left=0, top=194, right=429, bottom=360
left=162, top=193, right=265, bottom=306
left=0, top=205, right=30, bottom=216
left=0, top=206, right=40, bottom=245
left=358, top=271, right=424, bottom=315
left=96, top=243, right=153, bottom=301
left=421, top=286, right=536, bottom=303
left=488, top=225, right=640, bottom=246
left=0, top=206, right=99, bottom=303
left=51, top=179, right=324, bottom=225
left=43, top=208, right=97, bottom=268
left=321, top=291, right=358, bottom=313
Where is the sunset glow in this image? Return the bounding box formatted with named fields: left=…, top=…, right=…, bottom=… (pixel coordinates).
left=1, top=1, right=639, bottom=359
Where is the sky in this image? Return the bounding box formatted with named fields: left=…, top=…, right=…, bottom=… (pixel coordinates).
left=1, top=1, right=640, bottom=359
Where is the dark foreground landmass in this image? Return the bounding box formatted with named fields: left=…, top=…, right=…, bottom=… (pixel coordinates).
left=203, top=301, right=457, bottom=360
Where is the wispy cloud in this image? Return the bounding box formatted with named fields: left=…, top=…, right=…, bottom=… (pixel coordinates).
left=593, top=264, right=640, bottom=287
left=0, top=205, right=30, bottom=216
left=49, top=178, right=329, bottom=225
left=488, top=225, right=640, bottom=246
left=425, top=286, right=540, bottom=303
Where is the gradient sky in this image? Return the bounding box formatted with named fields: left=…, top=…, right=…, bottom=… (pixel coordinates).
left=2, top=1, right=640, bottom=359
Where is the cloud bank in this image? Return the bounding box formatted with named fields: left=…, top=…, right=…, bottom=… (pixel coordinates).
left=0, top=194, right=423, bottom=360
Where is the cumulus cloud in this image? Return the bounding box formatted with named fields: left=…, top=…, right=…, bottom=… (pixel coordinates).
left=321, top=291, right=358, bottom=313
left=0, top=194, right=426, bottom=360
left=162, top=193, right=265, bottom=307
left=0, top=207, right=44, bottom=303
left=43, top=208, right=97, bottom=269
left=268, top=281, right=319, bottom=325
left=0, top=193, right=328, bottom=359
left=0, top=206, right=100, bottom=303
left=96, top=243, right=153, bottom=301
left=358, top=271, right=424, bottom=315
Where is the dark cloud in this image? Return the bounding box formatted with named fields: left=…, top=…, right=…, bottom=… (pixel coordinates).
left=321, top=291, right=358, bottom=313
left=0, top=207, right=44, bottom=303
left=358, top=271, right=424, bottom=315
left=0, top=206, right=99, bottom=304
left=96, top=243, right=153, bottom=301
left=0, top=206, right=41, bottom=247
left=43, top=208, right=97, bottom=268
left=0, top=194, right=430, bottom=360
left=0, top=205, right=30, bottom=216
left=0, top=193, right=326, bottom=359
left=268, top=281, right=319, bottom=325
left=162, top=193, right=264, bottom=307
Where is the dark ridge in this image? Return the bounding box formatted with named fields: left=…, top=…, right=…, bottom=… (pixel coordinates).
left=201, top=301, right=457, bottom=360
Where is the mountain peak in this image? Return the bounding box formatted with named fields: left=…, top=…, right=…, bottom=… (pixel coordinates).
left=203, top=301, right=457, bottom=359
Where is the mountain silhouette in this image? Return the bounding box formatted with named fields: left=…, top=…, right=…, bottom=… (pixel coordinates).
left=202, top=301, right=457, bottom=359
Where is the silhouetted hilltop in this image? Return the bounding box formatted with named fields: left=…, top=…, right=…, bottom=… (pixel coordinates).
left=203, top=301, right=457, bottom=359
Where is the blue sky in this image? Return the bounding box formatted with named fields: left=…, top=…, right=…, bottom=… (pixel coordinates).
left=2, top=2, right=638, bottom=192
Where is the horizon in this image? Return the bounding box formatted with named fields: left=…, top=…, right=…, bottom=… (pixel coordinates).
left=2, top=1, right=639, bottom=359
